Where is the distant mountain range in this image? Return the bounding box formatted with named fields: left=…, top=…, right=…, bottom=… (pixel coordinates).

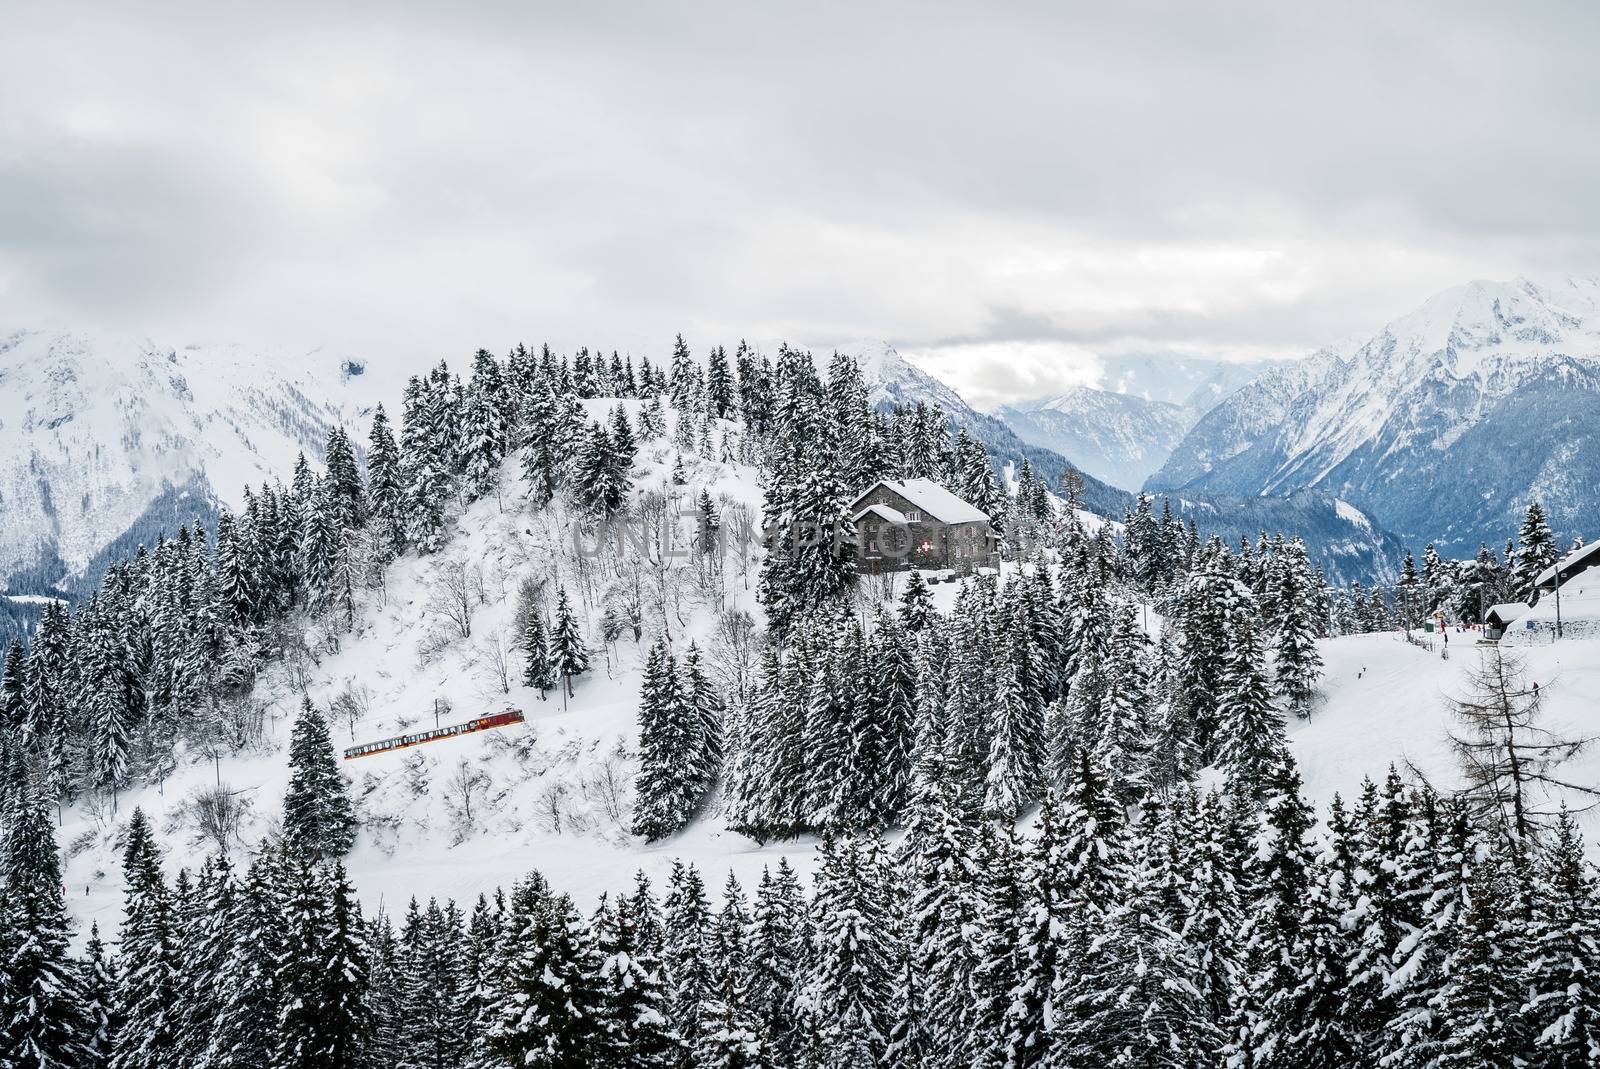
left=847, top=341, right=1401, bottom=583
left=995, top=388, right=1194, bottom=493
left=1146, top=276, right=1600, bottom=554
left=991, top=355, right=1277, bottom=492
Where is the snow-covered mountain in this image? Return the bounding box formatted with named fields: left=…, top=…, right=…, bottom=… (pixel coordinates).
left=1147, top=277, right=1600, bottom=553
left=995, top=387, right=1194, bottom=491
left=1165, top=491, right=1405, bottom=585
left=0, top=327, right=375, bottom=588
left=839, top=340, right=1136, bottom=519
left=844, top=340, right=1402, bottom=580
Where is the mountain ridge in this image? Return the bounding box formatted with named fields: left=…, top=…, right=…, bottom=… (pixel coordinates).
left=1147, top=276, right=1600, bottom=552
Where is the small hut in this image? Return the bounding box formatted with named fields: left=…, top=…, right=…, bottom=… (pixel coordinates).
left=1483, top=602, right=1528, bottom=640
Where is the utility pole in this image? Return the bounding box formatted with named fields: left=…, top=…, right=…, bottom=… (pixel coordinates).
left=1555, top=567, right=1564, bottom=640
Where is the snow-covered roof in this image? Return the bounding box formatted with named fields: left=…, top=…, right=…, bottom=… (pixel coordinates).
left=1536, top=540, right=1600, bottom=589
left=852, top=478, right=991, bottom=525
left=1512, top=559, right=1600, bottom=633
left=1485, top=602, right=1528, bottom=625
left=853, top=503, right=909, bottom=525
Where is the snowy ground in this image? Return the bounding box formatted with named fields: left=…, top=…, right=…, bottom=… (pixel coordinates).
left=1290, top=629, right=1600, bottom=809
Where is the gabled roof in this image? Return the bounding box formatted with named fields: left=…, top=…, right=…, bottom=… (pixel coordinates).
left=850, top=478, right=991, bottom=526
left=1485, top=602, right=1528, bottom=625
left=1536, top=539, right=1600, bottom=589
left=853, top=503, right=909, bottom=525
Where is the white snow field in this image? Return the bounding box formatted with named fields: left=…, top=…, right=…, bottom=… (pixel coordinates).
left=50, top=400, right=1600, bottom=941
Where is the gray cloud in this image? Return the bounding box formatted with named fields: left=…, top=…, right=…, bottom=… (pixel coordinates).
left=2, top=1, right=1598, bottom=404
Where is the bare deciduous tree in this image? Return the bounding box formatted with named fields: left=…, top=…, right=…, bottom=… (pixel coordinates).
left=474, top=626, right=515, bottom=695
left=707, top=608, right=761, bottom=706
left=444, top=759, right=492, bottom=837
left=329, top=681, right=373, bottom=742
left=184, top=785, right=253, bottom=856
left=425, top=555, right=480, bottom=639
left=724, top=501, right=759, bottom=589
left=1448, top=649, right=1595, bottom=846
left=579, top=741, right=635, bottom=839
left=535, top=781, right=571, bottom=835
left=512, top=575, right=549, bottom=639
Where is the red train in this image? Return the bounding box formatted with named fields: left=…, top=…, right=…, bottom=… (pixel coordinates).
left=343, top=708, right=525, bottom=760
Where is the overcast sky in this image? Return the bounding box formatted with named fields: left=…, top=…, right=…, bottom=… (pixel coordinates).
left=3, top=2, right=1598, bottom=407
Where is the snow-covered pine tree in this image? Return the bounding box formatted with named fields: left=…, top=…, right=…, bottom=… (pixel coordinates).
left=681, top=642, right=725, bottom=798
left=1432, top=849, right=1529, bottom=1068
left=0, top=776, right=87, bottom=1068
left=462, top=379, right=506, bottom=504
left=366, top=404, right=407, bottom=562
left=282, top=698, right=358, bottom=859
left=799, top=833, right=894, bottom=1069
left=747, top=861, right=809, bottom=1066
left=952, top=430, right=1005, bottom=527
left=898, top=569, right=935, bottom=633
left=323, top=424, right=367, bottom=531
left=550, top=587, right=590, bottom=700
left=520, top=609, right=556, bottom=699
left=1066, top=812, right=1218, bottom=1068
left=519, top=383, right=564, bottom=508
left=1097, top=603, right=1153, bottom=804
left=80, top=922, right=118, bottom=1069
left=1515, top=500, right=1558, bottom=602
left=113, top=808, right=181, bottom=1069
left=481, top=883, right=608, bottom=1068
left=574, top=421, right=629, bottom=516
left=634, top=640, right=701, bottom=841
left=396, top=897, right=472, bottom=1069
left=362, top=912, right=405, bottom=1069
left=1002, top=794, right=1075, bottom=1069
left=899, top=772, right=982, bottom=1069
left=866, top=612, right=918, bottom=827
left=663, top=861, right=716, bottom=1064
left=697, top=875, right=765, bottom=1069
left=1521, top=805, right=1600, bottom=1067
left=983, top=654, right=1042, bottom=819
left=669, top=334, right=698, bottom=411
left=274, top=860, right=369, bottom=1069
left=595, top=890, right=680, bottom=1068
left=204, top=853, right=287, bottom=1069
left=170, top=856, right=237, bottom=1065
left=1214, top=607, right=1285, bottom=804
left=1272, top=539, right=1325, bottom=718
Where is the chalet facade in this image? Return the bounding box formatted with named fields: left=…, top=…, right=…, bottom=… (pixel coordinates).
left=1536, top=540, right=1600, bottom=595
left=850, top=478, right=999, bottom=573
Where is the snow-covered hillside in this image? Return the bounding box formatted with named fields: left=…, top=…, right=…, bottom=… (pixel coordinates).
left=54, top=401, right=802, bottom=932
left=1290, top=629, right=1599, bottom=820
left=52, top=386, right=1600, bottom=937
left=1149, top=277, right=1600, bottom=552
left=0, top=327, right=376, bottom=587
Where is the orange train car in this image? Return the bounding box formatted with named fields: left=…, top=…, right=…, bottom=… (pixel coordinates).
left=343, top=708, right=525, bottom=760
